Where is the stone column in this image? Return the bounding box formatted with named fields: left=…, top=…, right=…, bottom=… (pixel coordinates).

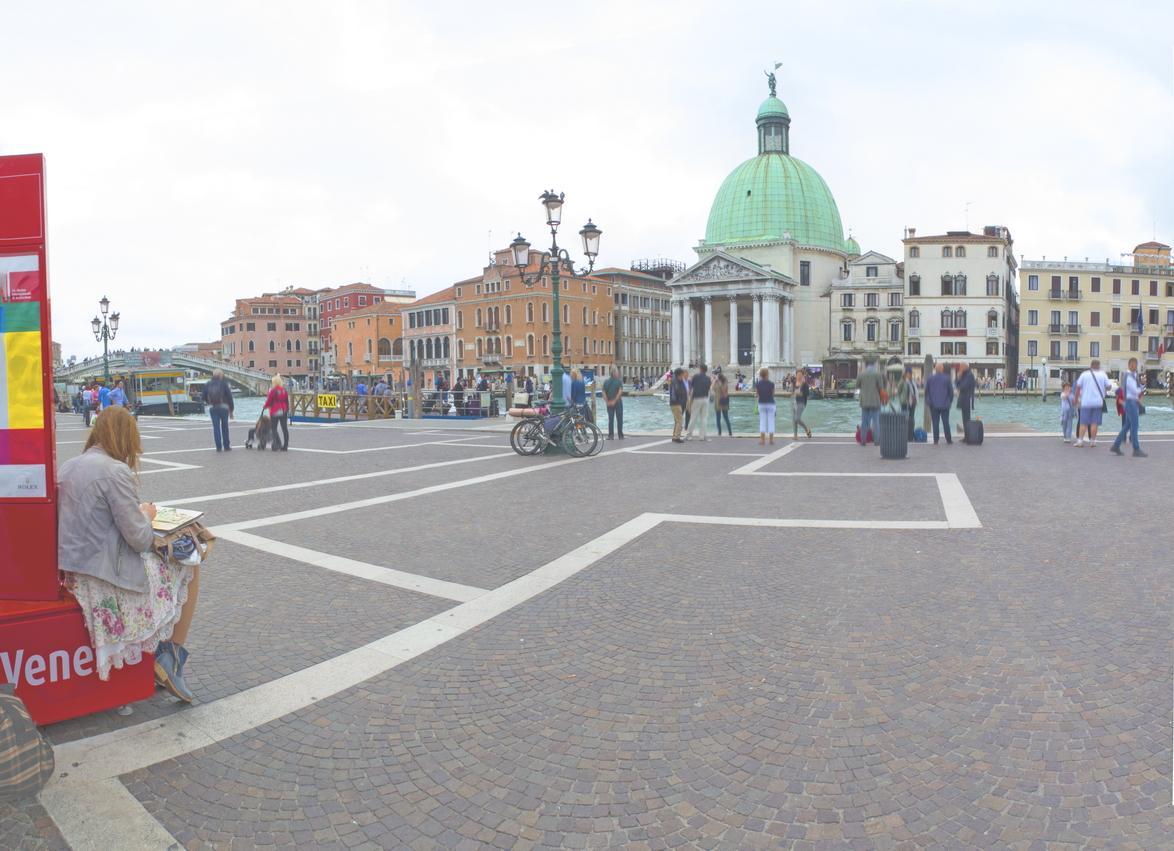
left=682, top=299, right=693, bottom=367
left=702, top=297, right=713, bottom=367
left=783, top=298, right=794, bottom=365
left=728, top=296, right=739, bottom=366
left=672, top=299, right=684, bottom=366
left=752, top=295, right=762, bottom=369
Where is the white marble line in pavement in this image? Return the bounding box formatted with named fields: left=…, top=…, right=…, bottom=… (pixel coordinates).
left=215, top=529, right=486, bottom=602
left=728, top=441, right=802, bottom=475
left=137, top=457, right=201, bottom=476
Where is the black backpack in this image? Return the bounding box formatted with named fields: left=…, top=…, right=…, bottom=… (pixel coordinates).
left=0, top=683, right=55, bottom=800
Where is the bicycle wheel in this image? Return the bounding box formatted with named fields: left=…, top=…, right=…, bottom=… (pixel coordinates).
left=511, top=419, right=544, bottom=455
left=563, top=420, right=600, bottom=457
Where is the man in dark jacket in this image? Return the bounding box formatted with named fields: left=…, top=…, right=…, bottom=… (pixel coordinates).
left=668, top=368, right=689, bottom=443
left=955, top=362, right=977, bottom=439
left=924, top=362, right=954, bottom=445
left=202, top=369, right=235, bottom=451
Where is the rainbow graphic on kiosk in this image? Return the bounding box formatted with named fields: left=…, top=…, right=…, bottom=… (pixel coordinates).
left=0, top=254, right=46, bottom=498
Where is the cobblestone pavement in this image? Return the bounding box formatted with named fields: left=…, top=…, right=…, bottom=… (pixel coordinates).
left=7, top=415, right=1171, bottom=850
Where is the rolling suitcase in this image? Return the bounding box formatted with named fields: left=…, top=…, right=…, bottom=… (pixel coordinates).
left=964, top=419, right=984, bottom=445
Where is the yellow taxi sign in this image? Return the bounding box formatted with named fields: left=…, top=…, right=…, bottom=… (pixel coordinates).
left=317, top=394, right=339, bottom=408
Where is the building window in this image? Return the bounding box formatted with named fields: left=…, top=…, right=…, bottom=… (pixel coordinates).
left=542, top=303, right=549, bottom=323
left=1087, top=311, right=1099, bottom=327
left=841, top=293, right=854, bottom=307
left=841, top=321, right=853, bottom=342
left=542, top=335, right=549, bottom=356
left=941, top=275, right=953, bottom=296
left=1090, top=277, right=1101, bottom=293
left=955, top=342, right=967, bottom=355
left=527, top=334, right=534, bottom=356
left=1028, top=275, right=1038, bottom=291
left=955, top=246, right=965, bottom=257
left=866, top=321, right=877, bottom=342
left=942, top=246, right=952, bottom=258
left=1111, top=278, right=1121, bottom=294
left=908, top=341, right=920, bottom=355
left=987, top=310, right=999, bottom=328
left=908, top=275, right=920, bottom=296
left=1150, top=280, right=1159, bottom=296
left=1167, top=282, right=1174, bottom=297
left=954, top=275, right=966, bottom=296
left=889, top=321, right=901, bottom=342
left=246, top=322, right=255, bottom=331
left=526, top=302, right=534, bottom=323
left=343, top=297, right=349, bottom=307
left=987, top=275, right=999, bottom=296
left=582, top=306, right=589, bottom=325
left=1112, top=307, right=1121, bottom=323
left=358, top=296, right=366, bottom=306
left=269, top=340, right=276, bottom=351
left=475, top=308, right=482, bottom=327
left=1111, top=334, right=1121, bottom=350
left=1089, top=341, right=1100, bottom=358
left=1027, top=309, right=1038, bottom=326
left=986, top=341, right=998, bottom=355
left=909, top=246, right=919, bottom=258
left=799, top=261, right=811, bottom=286
left=269, top=360, right=278, bottom=367
left=865, top=266, right=878, bottom=277
left=940, top=342, right=953, bottom=355
left=267, top=322, right=277, bottom=331
left=889, top=292, right=902, bottom=307
left=248, top=340, right=255, bottom=352
left=909, top=310, right=919, bottom=328
left=988, top=246, right=998, bottom=257
left=865, top=293, right=879, bottom=307
left=941, top=310, right=954, bottom=329
left=1050, top=340, right=1061, bottom=358
left=1131, top=279, right=1140, bottom=295
left=1026, top=340, right=1037, bottom=357
left=563, top=304, right=570, bottom=325
left=505, top=305, right=512, bottom=325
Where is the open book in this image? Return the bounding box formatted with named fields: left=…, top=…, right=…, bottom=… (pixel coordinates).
left=151, top=507, right=204, bottom=532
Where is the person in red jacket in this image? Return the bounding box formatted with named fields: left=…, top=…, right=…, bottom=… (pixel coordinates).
left=261, top=374, right=291, bottom=451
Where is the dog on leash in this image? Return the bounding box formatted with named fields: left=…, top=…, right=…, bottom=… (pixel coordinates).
left=245, top=413, right=271, bottom=450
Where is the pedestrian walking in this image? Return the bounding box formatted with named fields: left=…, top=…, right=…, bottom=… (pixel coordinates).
left=955, top=361, right=976, bottom=440
left=98, top=383, right=111, bottom=410
left=668, top=368, right=688, bottom=443
left=792, top=368, right=811, bottom=439
left=903, top=366, right=919, bottom=441
left=857, top=358, right=883, bottom=445
left=202, top=369, right=235, bottom=451
left=602, top=367, right=624, bottom=439
left=684, top=363, right=713, bottom=441
left=756, top=367, right=776, bottom=445
left=1072, top=359, right=1109, bottom=447
left=714, top=372, right=732, bottom=436
left=82, top=384, right=96, bottom=427
left=925, top=362, right=954, bottom=445
left=261, top=374, right=290, bottom=451
left=1059, top=381, right=1074, bottom=442
left=1109, top=358, right=1147, bottom=457
left=108, top=379, right=129, bottom=409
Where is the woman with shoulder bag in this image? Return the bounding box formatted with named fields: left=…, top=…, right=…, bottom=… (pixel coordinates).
left=792, top=368, right=812, bottom=440
left=262, top=374, right=291, bottom=451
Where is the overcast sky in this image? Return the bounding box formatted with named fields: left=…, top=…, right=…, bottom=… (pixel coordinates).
left=3, top=0, right=1171, bottom=360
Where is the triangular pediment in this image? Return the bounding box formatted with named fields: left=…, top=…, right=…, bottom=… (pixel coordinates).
left=671, top=251, right=792, bottom=286
left=848, top=250, right=896, bottom=266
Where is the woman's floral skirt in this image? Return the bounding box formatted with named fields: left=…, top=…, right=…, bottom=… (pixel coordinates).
left=64, top=551, right=194, bottom=681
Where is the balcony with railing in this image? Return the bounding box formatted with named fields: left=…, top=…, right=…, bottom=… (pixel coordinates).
left=985, top=328, right=999, bottom=338
left=1048, top=289, right=1063, bottom=300
left=1065, top=355, right=1081, bottom=363
left=1048, top=324, right=1063, bottom=334
left=1145, top=349, right=1162, bottom=361
left=1065, top=324, right=1081, bottom=334
left=907, top=327, right=920, bottom=338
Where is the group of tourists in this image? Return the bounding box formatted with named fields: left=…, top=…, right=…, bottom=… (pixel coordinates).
left=76, top=379, right=130, bottom=426
left=1060, top=358, right=1148, bottom=457
left=665, top=364, right=814, bottom=445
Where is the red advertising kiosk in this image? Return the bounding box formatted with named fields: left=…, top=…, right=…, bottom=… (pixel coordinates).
left=0, top=154, right=153, bottom=724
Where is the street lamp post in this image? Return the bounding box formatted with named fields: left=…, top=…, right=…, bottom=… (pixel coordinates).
left=1041, top=356, right=1047, bottom=402
left=1029, top=353, right=1034, bottom=393
left=90, top=296, right=120, bottom=384
left=511, top=190, right=601, bottom=415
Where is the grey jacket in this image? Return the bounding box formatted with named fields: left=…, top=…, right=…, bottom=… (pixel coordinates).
left=858, top=367, right=884, bottom=408
left=57, top=446, right=156, bottom=592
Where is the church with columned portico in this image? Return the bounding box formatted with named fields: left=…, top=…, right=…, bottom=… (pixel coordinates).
left=671, top=76, right=854, bottom=378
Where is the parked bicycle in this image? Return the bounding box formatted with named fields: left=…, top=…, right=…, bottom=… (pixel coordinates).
left=509, top=404, right=603, bottom=457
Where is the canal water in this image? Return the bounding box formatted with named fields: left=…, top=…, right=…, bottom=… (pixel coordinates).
left=208, top=393, right=1174, bottom=435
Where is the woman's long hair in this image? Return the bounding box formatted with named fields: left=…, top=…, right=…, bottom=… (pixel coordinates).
left=85, top=406, right=143, bottom=475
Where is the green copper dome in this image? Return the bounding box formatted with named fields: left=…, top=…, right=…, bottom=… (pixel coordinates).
left=845, top=235, right=860, bottom=254
left=757, top=96, right=789, bottom=118
left=705, top=153, right=846, bottom=249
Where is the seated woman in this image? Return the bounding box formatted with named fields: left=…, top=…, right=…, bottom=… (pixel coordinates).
left=57, top=406, right=200, bottom=702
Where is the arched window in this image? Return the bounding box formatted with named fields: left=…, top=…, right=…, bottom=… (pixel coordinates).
left=455, top=339, right=463, bottom=360
left=366, top=338, right=372, bottom=354
left=392, top=337, right=403, bottom=356
left=607, top=311, right=613, bottom=326
left=954, top=275, right=967, bottom=296
left=269, top=340, right=276, bottom=351
left=608, top=340, right=613, bottom=354
left=866, top=321, right=878, bottom=342
left=425, top=338, right=434, bottom=359
left=504, top=304, right=512, bottom=325
left=475, top=308, right=482, bottom=327
left=941, top=310, right=954, bottom=329
left=582, top=306, right=589, bottom=325
left=955, top=246, right=966, bottom=258
left=987, top=274, right=999, bottom=296
left=563, top=335, right=569, bottom=354
left=456, top=310, right=463, bottom=330
left=295, top=339, right=301, bottom=351
left=592, top=310, right=598, bottom=325
left=988, top=246, right=998, bottom=257
left=435, top=337, right=443, bottom=358
left=889, top=320, right=902, bottom=342
left=987, top=310, right=999, bottom=328
left=909, top=310, right=920, bottom=328
left=285, top=339, right=292, bottom=351
left=908, top=274, right=920, bottom=297
left=504, top=335, right=512, bottom=355
left=942, top=246, right=953, bottom=257
left=940, top=275, right=953, bottom=296
left=378, top=337, right=391, bottom=356
left=476, top=338, right=483, bottom=357
left=542, top=303, right=549, bottom=323
left=527, top=302, right=534, bottom=323
left=409, top=340, right=416, bottom=360
left=564, top=304, right=570, bottom=325
left=527, top=334, right=535, bottom=356
left=592, top=338, right=598, bottom=354
left=954, top=310, right=967, bottom=328
left=541, top=334, right=549, bottom=356
left=583, top=336, right=589, bottom=356
left=841, top=320, right=853, bottom=342
left=248, top=340, right=255, bottom=352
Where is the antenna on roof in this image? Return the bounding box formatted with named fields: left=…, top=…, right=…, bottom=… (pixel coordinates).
left=965, top=201, right=974, bottom=232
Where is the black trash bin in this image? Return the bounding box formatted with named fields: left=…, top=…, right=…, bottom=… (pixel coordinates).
left=879, top=410, right=908, bottom=459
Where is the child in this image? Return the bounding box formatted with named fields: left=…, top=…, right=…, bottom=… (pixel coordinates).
left=1059, top=381, right=1074, bottom=442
